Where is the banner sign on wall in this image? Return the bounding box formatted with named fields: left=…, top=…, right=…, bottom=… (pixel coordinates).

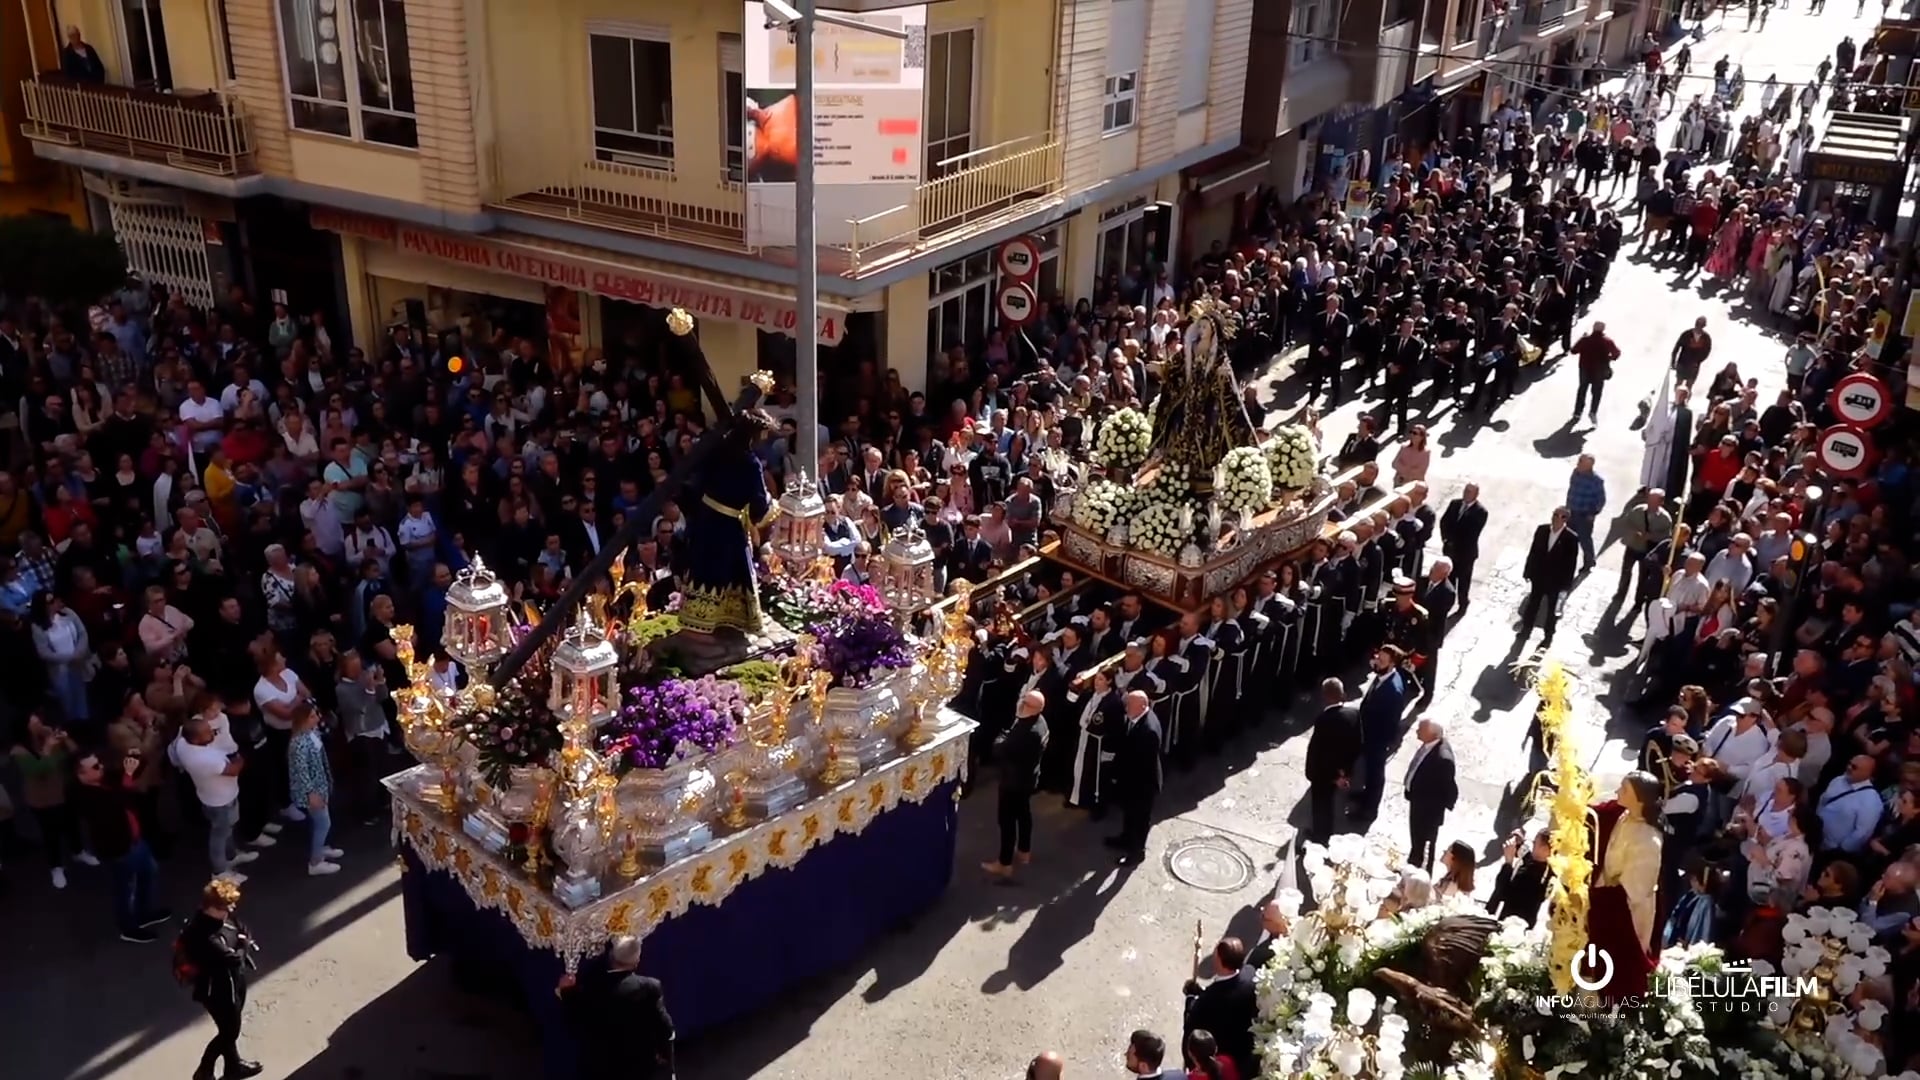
left=743, top=2, right=928, bottom=247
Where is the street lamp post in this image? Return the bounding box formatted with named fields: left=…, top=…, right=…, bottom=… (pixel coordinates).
left=793, top=0, right=820, bottom=473
left=762, top=1, right=909, bottom=472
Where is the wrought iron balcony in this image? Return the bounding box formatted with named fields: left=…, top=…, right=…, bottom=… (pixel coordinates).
left=18, top=75, right=255, bottom=176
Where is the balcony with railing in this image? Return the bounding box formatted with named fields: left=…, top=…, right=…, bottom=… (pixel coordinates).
left=1521, top=0, right=1579, bottom=25
left=17, top=75, right=255, bottom=176
left=490, top=134, right=1065, bottom=278
left=838, top=135, right=1064, bottom=274
left=490, top=153, right=751, bottom=252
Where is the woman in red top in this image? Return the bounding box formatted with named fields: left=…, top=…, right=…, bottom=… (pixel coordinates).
left=1698, top=434, right=1745, bottom=501
left=42, top=484, right=98, bottom=546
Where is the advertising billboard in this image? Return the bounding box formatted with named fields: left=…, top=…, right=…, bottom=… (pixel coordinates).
left=743, top=2, right=928, bottom=247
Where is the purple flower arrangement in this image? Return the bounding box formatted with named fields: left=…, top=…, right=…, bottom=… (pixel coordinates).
left=599, top=675, right=745, bottom=773
left=807, top=580, right=914, bottom=688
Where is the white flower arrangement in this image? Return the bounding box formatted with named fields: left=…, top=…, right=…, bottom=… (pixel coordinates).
left=1130, top=499, right=1187, bottom=557
left=1216, top=446, right=1273, bottom=516
left=1253, top=837, right=1494, bottom=1080
left=1249, top=832, right=1855, bottom=1080
left=1266, top=423, right=1320, bottom=492
left=1770, top=906, right=1894, bottom=1078
left=1145, top=461, right=1190, bottom=503
left=1073, top=478, right=1132, bottom=534
left=1094, top=407, right=1152, bottom=471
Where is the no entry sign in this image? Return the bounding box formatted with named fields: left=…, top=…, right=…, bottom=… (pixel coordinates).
left=1828, top=372, right=1892, bottom=428
left=1816, top=424, right=1877, bottom=477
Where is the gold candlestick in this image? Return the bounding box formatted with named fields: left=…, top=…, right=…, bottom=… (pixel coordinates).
left=721, top=771, right=751, bottom=829
left=615, top=829, right=642, bottom=880
left=525, top=771, right=554, bottom=880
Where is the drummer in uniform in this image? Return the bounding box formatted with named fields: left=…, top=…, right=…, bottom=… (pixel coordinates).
left=1379, top=575, right=1431, bottom=697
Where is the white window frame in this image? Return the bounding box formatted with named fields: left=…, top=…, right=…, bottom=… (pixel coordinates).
left=1289, top=0, right=1326, bottom=67
left=1103, top=73, right=1138, bottom=133
left=586, top=22, right=676, bottom=171
left=114, top=0, right=172, bottom=90
left=924, top=25, right=979, bottom=179
left=1095, top=197, right=1149, bottom=284
left=272, top=0, right=419, bottom=149
left=720, top=33, right=744, bottom=183
left=1177, top=0, right=1216, bottom=112
left=1104, top=0, right=1145, bottom=134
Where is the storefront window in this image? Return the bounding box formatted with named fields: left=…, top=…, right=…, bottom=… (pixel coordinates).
left=1095, top=197, right=1150, bottom=288
left=923, top=227, right=1062, bottom=380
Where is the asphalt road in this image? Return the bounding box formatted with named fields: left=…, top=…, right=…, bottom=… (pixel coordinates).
left=0, top=8, right=1880, bottom=1078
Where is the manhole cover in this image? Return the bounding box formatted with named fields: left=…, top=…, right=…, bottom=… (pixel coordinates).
left=1163, top=835, right=1256, bottom=893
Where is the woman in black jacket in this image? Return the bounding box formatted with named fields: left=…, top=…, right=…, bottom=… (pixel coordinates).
left=182, top=877, right=262, bottom=1080
left=1487, top=828, right=1554, bottom=927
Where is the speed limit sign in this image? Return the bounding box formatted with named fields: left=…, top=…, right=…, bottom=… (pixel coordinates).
left=1828, top=372, right=1892, bottom=428
left=996, top=281, right=1038, bottom=326
left=1816, top=424, right=1877, bottom=477
left=997, top=237, right=1041, bottom=281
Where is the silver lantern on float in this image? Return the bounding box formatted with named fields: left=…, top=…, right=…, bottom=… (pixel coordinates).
left=880, top=519, right=937, bottom=611
left=445, top=556, right=513, bottom=675
left=772, top=470, right=826, bottom=567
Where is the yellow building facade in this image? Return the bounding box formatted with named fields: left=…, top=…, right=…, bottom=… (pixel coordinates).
left=19, top=0, right=1251, bottom=389
left=1, top=0, right=88, bottom=221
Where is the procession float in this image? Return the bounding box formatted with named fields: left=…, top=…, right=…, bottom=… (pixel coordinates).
left=1249, top=665, right=1909, bottom=1080
left=1048, top=296, right=1336, bottom=611
left=382, top=310, right=976, bottom=1078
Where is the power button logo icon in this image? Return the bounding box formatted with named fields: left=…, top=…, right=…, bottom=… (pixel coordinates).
left=1570, top=943, right=1614, bottom=992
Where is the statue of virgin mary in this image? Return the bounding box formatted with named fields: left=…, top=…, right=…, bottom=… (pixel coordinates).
left=1586, top=771, right=1665, bottom=1000
left=1149, top=299, right=1256, bottom=492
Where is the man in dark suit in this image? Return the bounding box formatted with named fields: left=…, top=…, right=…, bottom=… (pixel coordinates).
left=1354, top=646, right=1410, bottom=824
left=1519, top=506, right=1580, bottom=648
left=1183, top=937, right=1259, bottom=1080
left=1415, top=559, right=1458, bottom=703
left=1107, top=690, right=1164, bottom=866
left=558, top=936, right=675, bottom=1080
left=1381, top=316, right=1426, bottom=439
left=1403, top=715, right=1459, bottom=873
left=1304, top=676, right=1363, bottom=843
left=1123, top=1029, right=1189, bottom=1080
left=1438, top=483, right=1487, bottom=610
left=1307, top=294, right=1351, bottom=406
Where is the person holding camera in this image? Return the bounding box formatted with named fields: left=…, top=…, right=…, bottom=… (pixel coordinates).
left=180, top=876, right=263, bottom=1080
left=72, top=746, right=170, bottom=940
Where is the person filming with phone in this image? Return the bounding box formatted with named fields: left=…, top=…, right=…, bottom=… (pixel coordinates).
left=177, top=876, right=263, bottom=1080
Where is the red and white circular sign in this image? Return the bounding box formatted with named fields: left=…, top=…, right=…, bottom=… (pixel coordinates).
left=996, top=281, right=1038, bottom=326
left=1816, top=424, right=1877, bottom=477
left=997, top=237, right=1041, bottom=281
left=1828, top=372, right=1892, bottom=428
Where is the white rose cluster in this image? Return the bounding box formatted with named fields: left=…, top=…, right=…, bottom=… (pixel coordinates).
left=1217, top=446, right=1273, bottom=515
left=1144, top=461, right=1190, bottom=503
left=1130, top=500, right=1187, bottom=557
left=1265, top=423, right=1319, bottom=492
left=1073, top=478, right=1133, bottom=534
left=1093, top=407, right=1152, bottom=471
